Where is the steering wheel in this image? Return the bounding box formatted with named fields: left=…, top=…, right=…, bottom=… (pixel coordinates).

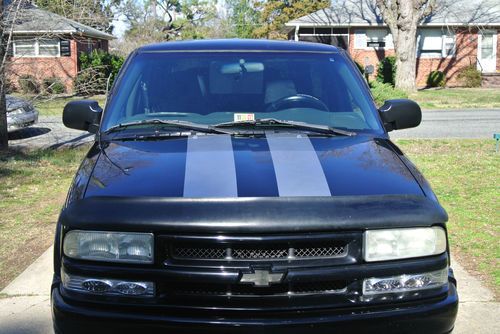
left=266, top=94, right=330, bottom=112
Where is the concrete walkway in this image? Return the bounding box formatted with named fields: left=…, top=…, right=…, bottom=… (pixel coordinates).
left=0, top=247, right=498, bottom=333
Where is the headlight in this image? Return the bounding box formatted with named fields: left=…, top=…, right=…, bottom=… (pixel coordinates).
left=363, top=267, right=448, bottom=296
left=63, top=230, right=154, bottom=263
left=8, top=107, right=25, bottom=115
left=364, top=227, right=446, bottom=262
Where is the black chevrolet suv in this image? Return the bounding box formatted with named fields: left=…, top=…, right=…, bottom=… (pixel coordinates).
left=52, top=40, right=458, bottom=333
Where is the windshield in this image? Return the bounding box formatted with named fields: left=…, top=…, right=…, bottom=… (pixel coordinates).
left=102, top=51, right=383, bottom=133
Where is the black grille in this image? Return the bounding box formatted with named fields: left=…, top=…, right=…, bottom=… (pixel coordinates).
left=294, top=246, right=346, bottom=258
left=168, top=280, right=348, bottom=296
left=173, top=247, right=226, bottom=259
left=233, top=247, right=288, bottom=259
left=169, top=243, right=347, bottom=261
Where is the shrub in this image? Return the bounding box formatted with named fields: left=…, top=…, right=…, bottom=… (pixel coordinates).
left=427, top=70, right=446, bottom=87
left=458, top=65, right=482, bottom=88
left=74, top=50, right=125, bottom=95
left=369, top=80, right=408, bottom=107
left=18, top=75, right=39, bottom=94
left=42, top=77, right=66, bottom=94
left=376, top=56, right=396, bottom=86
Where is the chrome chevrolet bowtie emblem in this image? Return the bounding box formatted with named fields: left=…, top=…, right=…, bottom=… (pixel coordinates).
left=240, top=270, right=284, bottom=287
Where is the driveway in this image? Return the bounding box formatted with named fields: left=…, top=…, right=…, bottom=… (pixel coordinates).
left=8, top=116, right=93, bottom=150
left=390, top=109, right=500, bottom=139
left=0, top=247, right=498, bottom=333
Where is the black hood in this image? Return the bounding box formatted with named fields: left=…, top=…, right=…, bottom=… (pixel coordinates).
left=85, top=134, right=423, bottom=199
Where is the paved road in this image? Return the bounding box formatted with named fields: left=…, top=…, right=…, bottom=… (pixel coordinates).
left=391, top=109, right=500, bottom=139
left=6, top=109, right=500, bottom=151
left=0, top=247, right=499, bottom=333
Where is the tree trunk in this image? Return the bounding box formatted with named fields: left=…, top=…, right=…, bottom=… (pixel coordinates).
left=393, top=27, right=418, bottom=92
left=0, top=1, right=8, bottom=151
left=376, top=0, right=436, bottom=93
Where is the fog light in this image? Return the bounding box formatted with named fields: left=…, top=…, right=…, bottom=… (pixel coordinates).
left=115, top=282, right=148, bottom=295
left=82, top=279, right=113, bottom=293
left=62, top=271, right=154, bottom=297
left=363, top=267, right=448, bottom=295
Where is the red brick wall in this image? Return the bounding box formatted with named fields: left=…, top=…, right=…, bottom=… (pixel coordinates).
left=348, top=29, right=482, bottom=87
left=7, top=36, right=110, bottom=93
left=7, top=39, right=78, bottom=92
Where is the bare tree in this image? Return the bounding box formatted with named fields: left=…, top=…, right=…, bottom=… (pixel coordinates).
left=375, top=0, right=437, bottom=92
left=1, top=0, right=27, bottom=150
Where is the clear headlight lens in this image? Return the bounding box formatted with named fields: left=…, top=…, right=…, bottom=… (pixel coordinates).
left=63, top=230, right=154, bottom=263
left=363, top=267, right=448, bottom=295
left=364, top=227, right=446, bottom=262
left=62, top=270, right=155, bottom=297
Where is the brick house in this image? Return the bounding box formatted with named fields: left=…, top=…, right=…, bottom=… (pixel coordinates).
left=6, top=4, right=114, bottom=92
left=286, top=0, right=500, bottom=87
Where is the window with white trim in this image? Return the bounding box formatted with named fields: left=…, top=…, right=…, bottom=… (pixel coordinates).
left=13, top=38, right=60, bottom=57
left=417, top=29, right=456, bottom=58
left=354, top=29, right=393, bottom=49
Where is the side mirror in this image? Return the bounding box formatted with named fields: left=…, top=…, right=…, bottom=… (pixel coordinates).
left=378, top=99, right=421, bottom=131
left=63, top=100, right=103, bottom=133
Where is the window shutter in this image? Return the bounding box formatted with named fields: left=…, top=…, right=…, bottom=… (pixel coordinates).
left=354, top=30, right=366, bottom=49
left=60, top=39, right=71, bottom=57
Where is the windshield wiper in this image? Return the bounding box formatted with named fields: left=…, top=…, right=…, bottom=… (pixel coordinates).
left=215, top=118, right=356, bottom=136
left=103, top=119, right=236, bottom=135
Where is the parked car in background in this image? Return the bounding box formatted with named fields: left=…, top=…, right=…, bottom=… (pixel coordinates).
left=6, top=95, right=39, bottom=132
left=53, top=39, right=458, bottom=334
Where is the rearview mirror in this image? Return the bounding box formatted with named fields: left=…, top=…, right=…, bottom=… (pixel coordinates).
left=378, top=99, right=421, bottom=131
left=63, top=100, right=103, bottom=133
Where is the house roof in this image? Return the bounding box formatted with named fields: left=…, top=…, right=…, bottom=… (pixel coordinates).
left=10, top=5, right=114, bottom=40
left=286, top=0, right=500, bottom=28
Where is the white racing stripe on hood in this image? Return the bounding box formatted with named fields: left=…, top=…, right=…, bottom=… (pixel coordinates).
left=267, top=133, right=331, bottom=196
left=183, top=135, right=237, bottom=197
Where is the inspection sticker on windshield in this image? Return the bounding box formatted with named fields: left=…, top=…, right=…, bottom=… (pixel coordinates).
left=234, top=113, right=255, bottom=122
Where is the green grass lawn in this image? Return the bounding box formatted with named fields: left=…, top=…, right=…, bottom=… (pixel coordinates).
left=0, top=140, right=498, bottom=295
left=0, top=146, right=89, bottom=289
left=396, top=139, right=499, bottom=294
left=410, top=88, right=500, bottom=110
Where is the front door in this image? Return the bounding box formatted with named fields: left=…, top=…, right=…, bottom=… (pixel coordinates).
left=478, top=30, right=497, bottom=73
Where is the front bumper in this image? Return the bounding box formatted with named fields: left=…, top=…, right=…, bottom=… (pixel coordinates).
left=7, top=109, right=39, bottom=132
left=52, top=280, right=458, bottom=334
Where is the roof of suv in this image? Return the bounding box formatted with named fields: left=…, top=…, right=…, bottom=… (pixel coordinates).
left=137, top=39, right=340, bottom=53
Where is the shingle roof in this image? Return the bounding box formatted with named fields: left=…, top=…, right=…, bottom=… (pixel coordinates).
left=286, top=0, right=500, bottom=27
left=10, top=5, right=114, bottom=40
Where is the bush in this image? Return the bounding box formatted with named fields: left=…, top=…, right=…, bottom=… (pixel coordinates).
left=376, top=56, right=396, bottom=86
left=18, top=75, right=39, bottom=94
left=427, top=70, right=446, bottom=87
left=458, top=65, right=482, bottom=88
left=74, top=50, right=125, bottom=95
left=369, top=80, right=408, bottom=107
left=42, top=77, right=66, bottom=94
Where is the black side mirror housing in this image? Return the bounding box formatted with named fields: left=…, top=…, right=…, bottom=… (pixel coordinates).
left=378, top=99, right=422, bottom=132
left=63, top=100, right=103, bottom=133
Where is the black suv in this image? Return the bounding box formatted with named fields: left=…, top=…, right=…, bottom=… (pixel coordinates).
left=52, top=40, right=458, bottom=333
